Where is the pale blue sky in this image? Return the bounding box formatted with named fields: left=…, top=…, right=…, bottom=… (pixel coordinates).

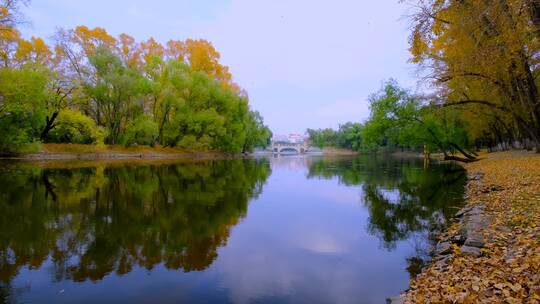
left=20, top=0, right=418, bottom=134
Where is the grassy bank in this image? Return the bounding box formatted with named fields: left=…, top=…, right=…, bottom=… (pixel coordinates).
left=403, top=151, right=540, bottom=303
left=1, top=144, right=229, bottom=161
left=321, top=147, right=359, bottom=155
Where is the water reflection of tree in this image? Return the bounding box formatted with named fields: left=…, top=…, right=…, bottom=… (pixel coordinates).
left=0, top=159, right=271, bottom=286
left=307, top=156, right=466, bottom=277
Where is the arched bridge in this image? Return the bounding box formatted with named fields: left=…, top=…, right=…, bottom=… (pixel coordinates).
left=271, top=142, right=310, bottom=154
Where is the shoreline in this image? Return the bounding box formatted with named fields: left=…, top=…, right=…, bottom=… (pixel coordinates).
left=0, top=144, right=363, bottom=162
left=5, top=145, right=460, bottom=161
left=0, top=144, right=235, bottom=162
left=393, top=151, right=540, bottom=303
left=2, top=151, right=231, bottom=161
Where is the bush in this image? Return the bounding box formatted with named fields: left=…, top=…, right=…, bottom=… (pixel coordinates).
left=122, top=115, right=158, bottom=146
left=0, top=104, right=46, bottom=154
left=0, top=121, right=42, bottom=154
left=0, top=67, right=48, bottom=154
left=49, top=109, right=104, bottom=144
left=176, top=134, right=217, bottom=151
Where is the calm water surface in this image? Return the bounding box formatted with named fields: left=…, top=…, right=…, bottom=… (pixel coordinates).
left=0, top=155, right=466, bottom=304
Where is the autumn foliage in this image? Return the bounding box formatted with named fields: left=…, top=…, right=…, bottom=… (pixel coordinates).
left=408, top=0, right=540, bottom=151
left=404, top=152, right=540, bottom=303
left=0, top=0, right=270, bottom=154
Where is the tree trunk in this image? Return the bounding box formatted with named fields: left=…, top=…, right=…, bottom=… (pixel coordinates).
left=530, top=0, right=540, bottom=36
left=443, top=155, right=478, bottom=163
left=158, top=107, right=171, bottom=145
left=40, top=112, right=59, bottom=142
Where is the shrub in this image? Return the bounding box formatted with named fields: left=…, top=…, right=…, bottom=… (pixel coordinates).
left=122, top=115, right=158, bottom=146
left=0, top=67, right=48, bottom=154
left=49, top=109, right=104, bottom=144
left=0, top=121, right=42, bottom=154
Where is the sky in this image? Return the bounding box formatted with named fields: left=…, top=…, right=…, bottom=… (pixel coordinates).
left=20, top=0, right=418, bottom=135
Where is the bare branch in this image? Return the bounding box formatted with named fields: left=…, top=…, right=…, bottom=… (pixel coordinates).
left=442, top=99, right=510, bottom=112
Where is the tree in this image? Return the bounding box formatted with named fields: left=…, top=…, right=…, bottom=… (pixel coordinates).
left=118, top=33, right=141, bottom=69
left=122, top=115, right=158, bottom=146
left=84, top=47, right=143, bottom=144
left=39, top=79, right=73, bottom=142
left=182, top=39, right=240, bottom=93
left=14, top=36, right=52, bottom=66
left=48, top=108, right=103, bottom=144
left=4, top=33, right=77, bottom=143
left=0, top=27, right=19, bottom=67
left=0, top=0, right=27, bottom=33
left=0, top=67, right=47, bottom=153
left=163, top=71, right=249, bottom=152
left=408, top=0, right=540, bottom=151
left=362, top=80, right=476, bottom=162
left=307, top=128, right=338, bottom=148
left=307, top=128, right=326, bottom=148
left=337, top=122, right=363, bottom=151
left=0, top=1, right=270, bottom=154
left=242, top=110, right=272, bottom=152
left=306, top=124, right=362, bottom=150
left=145, top=59, right=188, bottom=145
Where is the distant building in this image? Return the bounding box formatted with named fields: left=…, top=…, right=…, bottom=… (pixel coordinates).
left=273, top=134, right=289, bottom=143
left=288, top=133, right=306, bottom=144
left=272, top=133, right=307, bottom=144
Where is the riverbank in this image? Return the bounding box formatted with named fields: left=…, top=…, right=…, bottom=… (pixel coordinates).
left=0, top=144, right=230, bottom=161
left=2, top=144, right=363, bottom=160
left=321, top=147, right=359, bottom=155
left=400, top=151, right=540, bottom=303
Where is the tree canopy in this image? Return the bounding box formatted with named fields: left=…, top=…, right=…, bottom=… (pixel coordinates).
left=307, top=123, right=363, bottom=151
left=306, top=0, right=540, bottom=159
left=0, top=0, right=271, bottom=154
left=306, top=80, right=475, bottom=161
left=408, top=0, right=540, bottom=152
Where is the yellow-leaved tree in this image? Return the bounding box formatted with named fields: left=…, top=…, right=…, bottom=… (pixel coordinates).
left=408, top=0, right=540, bottom=150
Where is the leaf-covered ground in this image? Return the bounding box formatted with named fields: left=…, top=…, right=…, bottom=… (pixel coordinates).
left=404, top=151, right=540, bottom=303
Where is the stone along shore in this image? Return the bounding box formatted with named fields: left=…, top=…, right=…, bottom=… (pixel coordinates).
left=395, top=151, right=540, bottom=303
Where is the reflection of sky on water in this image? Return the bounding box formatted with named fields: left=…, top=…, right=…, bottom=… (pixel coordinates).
left=2, top=156, right=464, bottom=304
left=212, top=159, right=410, bottom=304
left=268, top=154, right=314, bottom=172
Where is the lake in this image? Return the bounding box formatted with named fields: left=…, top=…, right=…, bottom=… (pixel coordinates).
left=0, top=155, right=466, bottom=304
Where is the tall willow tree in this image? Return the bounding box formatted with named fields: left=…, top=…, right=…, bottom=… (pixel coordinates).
left=243, top=110, right=272, bottom=152
left=0, top=67, right=48, bottom=152
left=409, top=0, right=540, bottom=150
left=0, top=1, right=272, bottom=153
left=84, top=47, right=143, bottom=144
left=362, top=80, right=474, bottom=161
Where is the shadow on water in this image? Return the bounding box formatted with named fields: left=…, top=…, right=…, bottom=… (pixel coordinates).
left=0, top=159, right=271, bottom=302
left=307, top=155, right=467, bottom=278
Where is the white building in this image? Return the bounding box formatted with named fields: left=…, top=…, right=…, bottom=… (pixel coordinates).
left=272, top=134, right=307, bottom=144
